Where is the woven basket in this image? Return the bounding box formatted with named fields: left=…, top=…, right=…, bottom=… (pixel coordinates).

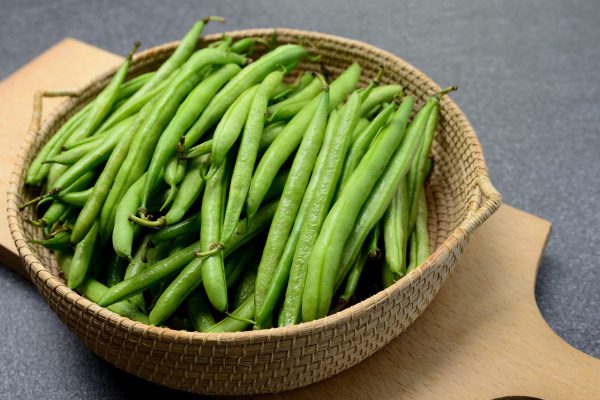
left=7, top=28, right=501, bottom=395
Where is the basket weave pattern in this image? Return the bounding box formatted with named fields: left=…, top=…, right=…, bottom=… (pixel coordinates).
left=7, top=29, right=501, bottom=395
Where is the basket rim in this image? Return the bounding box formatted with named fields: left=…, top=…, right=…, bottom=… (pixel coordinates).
left=7, top=27, right=501, bottom=343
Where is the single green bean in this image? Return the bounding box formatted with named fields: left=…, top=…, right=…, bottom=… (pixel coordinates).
left=161, top=156, right=187, bottom=211
left=112, top=173, right=147, bottom=259
left=187, top=291, right=215, bottom=332
left=58, top=188, right=92, bottom=207
left=234, top=266, right=257, bottom=309
left=254, top=89, right=329, bottom=326
left=368, top=222, right=382, bottom=260
left=149, top=213, right=199, bottom=246
left=68, top=221, right=99, bottom=289
left=164, top=156, right=208, bottom=225
left=199, top=160, right=229, bottom=312
left=123, top=234, right=152, bottom=311
left=414, top=189, right=430, bottom=267
left=207, top=294, right=255, bottom=333
left=106, top=252, right=127, bottom=287
left=340, top=245, right=369, bottom=303
left=406, top=231, right=418, bottom=273
left=259, top=121, right=286, bottom=150
left=302, top=96, right=416, bottom=322
left=246, top=63, right=360, bottom=221
left=209, top=84, right=259, bottom=173
left=359, top=85, right=403, bottom=116
left=30, top=231, right=71, bottom=251
left=222, top=70, right=283, bottom=242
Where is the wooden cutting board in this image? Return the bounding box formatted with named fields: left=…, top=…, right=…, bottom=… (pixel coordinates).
left=2, top=40, right=598, bottom=399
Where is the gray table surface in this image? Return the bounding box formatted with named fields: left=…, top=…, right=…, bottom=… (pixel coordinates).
left=1, top=0, right=599, bottom=398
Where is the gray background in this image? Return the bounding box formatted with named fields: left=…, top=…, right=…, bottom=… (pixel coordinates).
left=1, top=0, right=599, bottom=398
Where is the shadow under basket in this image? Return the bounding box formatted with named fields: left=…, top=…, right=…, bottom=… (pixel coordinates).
left=7, top=28, right=501, bottom=395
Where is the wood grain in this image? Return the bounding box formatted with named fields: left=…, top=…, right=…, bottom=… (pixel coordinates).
left=0, top=38, right=121, bottom=274
left=257, top=206, right=600, bottom=400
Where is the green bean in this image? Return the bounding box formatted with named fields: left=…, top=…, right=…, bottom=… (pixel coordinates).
left=259, top=121, right=286, bottom=150
left=123, top=234, right=152, bottom=311
left=187, top=291, right=215, bottom=332
left=288, top=72, right=316, bottom=96
left=340, top=245, right=369, bottom=304
left=59, top=188, right=92, bottom=207
left=112, top=173, right=147, bottom=259
left=266, top=99, right=309, bottom=122
left=141, top=63, right=242, bottom=208
left=106, top=252, right=127, bottom=287
left=254, top=89, right=329, bottom=326
left=44, top=116, right=135, bottom=165
left=67, top=101, right=154, bottom=244
left=352, top=118, right=370, bottom=140
left=368, top=222, right=382, bottom=260
left=164, top=156, right=208, bottom=225
left=278, top=95, right=359, bottom=326
left=183, top=44, right=308, bottom=149
left=302, top=96, right=416, bottom=322
left=207, top=294, right=255, bottom=333
left=149, top=213, right=199, bottom=247
left=30, top=231, right=71, bottom=251
left=337, top=102, right=396, bottom=195
left=68, top=221, right=99, bottom=289
left=230, top=37, right=258, bottom=54
left=382, top=261, right=396, bottom=288
left=246, top=63, right=360, bottom=221
left=382, top=177, right=409, bottom=275
left=359, top=85, right=403, bottom=116
left=334, top=97, right=437, bottom=290
left=114, top=71, right=155, bottom=100
left=65, top=43, right=139, bottom=146
left=199, top=160, right=230, bottom=312
left=26, top=103, right=91, bottom=186
left=407, top=101, right=440, bottom=232
left=263, top=168, right=289, bottom=202
left=234, top=266, right=257, bottom=309
left=406, top=231, right=418, bottom=273
left=98, top=18, right=219, bottom=132
left=209, top=84, right=259, bottom=174
left=161, top=156, right=187, bottom=210
left=99, top=50, right=245, bottom=241
left=414, top=189, right=430, bottom=267
left=222, top=71, right=283, bottom=242
left=266, top=75, right=322, bottom=121
left=185, top=139, right=212, bottom=159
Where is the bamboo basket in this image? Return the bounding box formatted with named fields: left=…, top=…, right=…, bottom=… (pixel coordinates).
left=7, top=28, right=501, bottom=395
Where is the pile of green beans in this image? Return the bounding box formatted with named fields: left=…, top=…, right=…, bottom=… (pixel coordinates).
left=23, top=19, right=455, bottom=331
